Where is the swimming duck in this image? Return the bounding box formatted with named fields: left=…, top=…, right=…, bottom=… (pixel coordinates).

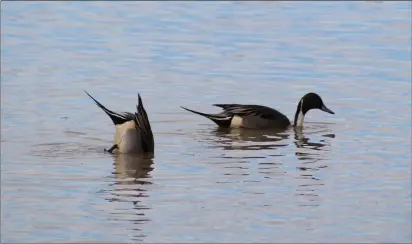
left=181, top=92, right=334, bottom=129
left=85, top=90, right=154, bottom=154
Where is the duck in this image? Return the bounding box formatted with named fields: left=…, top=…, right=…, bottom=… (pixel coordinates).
left=84, top=90, right=154, bottom=154
left=181, top=92, right=334, bottom=129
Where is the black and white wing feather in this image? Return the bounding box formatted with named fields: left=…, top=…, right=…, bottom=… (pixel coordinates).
left=213, top=104, right=288, bottom=120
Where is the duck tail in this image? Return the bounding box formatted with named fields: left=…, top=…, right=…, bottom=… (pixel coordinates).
left=84, top=90, right=129, bottom=125
left=180, top=106, right=232, bottom=128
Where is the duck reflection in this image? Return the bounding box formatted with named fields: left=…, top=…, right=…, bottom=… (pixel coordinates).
left=105, top=154, right=155, bottom=242
left=199, top=127, right=291, bottom=181
left=293, top=127, right=335, bottom=207
left=207, top=127, right=290, bottom=151
left=113, top=153, right=154, bottom=182
left=293, top=127, right=335, bottom=162
left=294, top=127, right=331, bottom=150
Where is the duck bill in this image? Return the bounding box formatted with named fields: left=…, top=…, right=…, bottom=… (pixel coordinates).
left=321, top=104, right=334, bottom=114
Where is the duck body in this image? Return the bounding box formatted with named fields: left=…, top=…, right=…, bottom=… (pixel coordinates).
left=181, top=92, right=334, bottom=130
left=114, top=120, right=145, bottom=154
left=181, top=104, right=291, bottom=129
left=85, top=91, right=154, bottom=154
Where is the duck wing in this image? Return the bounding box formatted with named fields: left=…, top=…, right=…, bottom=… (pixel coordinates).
left=134, top=94, right=155, bottom=153
left=213, top=104, right=289, bottom=121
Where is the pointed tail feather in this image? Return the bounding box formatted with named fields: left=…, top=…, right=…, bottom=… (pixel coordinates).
left=84, top=90, right=131, bottom=125
left=180, top=106, right=232, bottom=128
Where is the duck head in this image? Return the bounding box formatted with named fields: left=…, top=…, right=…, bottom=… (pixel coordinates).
left=293, top=92, right=334, bottom=127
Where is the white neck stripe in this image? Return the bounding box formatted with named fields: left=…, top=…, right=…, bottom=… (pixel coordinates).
left=296, top=99, right=305, bottom=127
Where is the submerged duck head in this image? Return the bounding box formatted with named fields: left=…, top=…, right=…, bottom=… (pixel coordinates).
left=294, top=92, right=334, bottom=127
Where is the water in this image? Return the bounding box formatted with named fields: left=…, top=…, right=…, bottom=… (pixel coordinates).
left=1, top=1, right=411, bottom=243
